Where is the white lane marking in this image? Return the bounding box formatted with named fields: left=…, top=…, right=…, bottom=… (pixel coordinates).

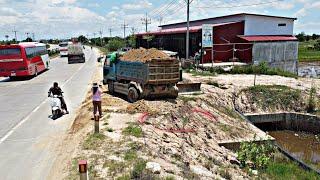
left=0, top=51, right=93, bottom=144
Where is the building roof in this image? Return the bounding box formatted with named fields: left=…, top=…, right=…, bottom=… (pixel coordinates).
left=136, top=21, right=241, bottom=36
left=238, top=35, right=298, bottom=42
left=159, top=13, right=297, bottom=28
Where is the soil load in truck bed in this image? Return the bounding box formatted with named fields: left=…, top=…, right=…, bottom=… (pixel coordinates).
left=120, top=48, right=172, bottom=62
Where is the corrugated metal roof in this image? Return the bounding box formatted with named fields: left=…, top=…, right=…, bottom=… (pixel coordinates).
left=136, top=22, right=241, bottom=36
left=238, top=35, right=298, bottom=42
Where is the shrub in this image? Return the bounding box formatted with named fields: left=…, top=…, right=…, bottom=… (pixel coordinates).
left=314, top=40, right=320, bottom=51
left=237, top=139, right=275, bottom=169
left=106, top=39, right=125, bottom=51
left=122, top=124, right=143, bottom=137
left=307, top=86, right=317, bottom=112
left=131, top=159, right=146, bottom=178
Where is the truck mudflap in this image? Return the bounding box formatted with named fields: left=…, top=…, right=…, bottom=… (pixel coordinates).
left=142, top=85, right=178, bottom=99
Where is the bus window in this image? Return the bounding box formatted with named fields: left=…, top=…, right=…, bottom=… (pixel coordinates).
left=0, top=48, right=21, bottom=57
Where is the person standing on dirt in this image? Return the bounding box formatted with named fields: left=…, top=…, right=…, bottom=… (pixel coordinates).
left=92, top=83, right=102, bottom=118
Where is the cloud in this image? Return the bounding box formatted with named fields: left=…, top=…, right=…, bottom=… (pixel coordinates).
left=0, top=7, right=21, bottom=16
left=122, top=0, right=152, bottom=10
left=88, top=3, right=100, bottom=8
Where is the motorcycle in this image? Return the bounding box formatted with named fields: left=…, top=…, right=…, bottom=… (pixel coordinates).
left=50, top=94, right=64, bottom=120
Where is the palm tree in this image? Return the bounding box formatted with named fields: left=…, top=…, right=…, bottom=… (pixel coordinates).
left=5, top=35, right=9, bottom=42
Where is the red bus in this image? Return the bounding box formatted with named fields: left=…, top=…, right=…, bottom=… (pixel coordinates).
left=0, top=42, right=50, bottom=78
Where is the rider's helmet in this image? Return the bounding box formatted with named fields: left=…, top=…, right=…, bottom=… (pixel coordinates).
left=53, top=82, right=58, bottom=88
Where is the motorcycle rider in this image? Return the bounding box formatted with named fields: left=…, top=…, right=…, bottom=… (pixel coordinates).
left=48, top=82, right=69, bottom=114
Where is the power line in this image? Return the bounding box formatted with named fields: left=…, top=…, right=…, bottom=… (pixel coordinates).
left=150, top=0, right=178, bottom=18
left=149, top=0, right=177, bottom=17
left=196, top=0, right=282, bottom=9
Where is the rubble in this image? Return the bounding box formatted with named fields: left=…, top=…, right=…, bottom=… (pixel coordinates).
left=146, top=162, right=161, bottom=174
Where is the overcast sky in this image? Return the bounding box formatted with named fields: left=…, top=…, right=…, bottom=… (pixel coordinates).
left=0, top=0, right=319, bottom=40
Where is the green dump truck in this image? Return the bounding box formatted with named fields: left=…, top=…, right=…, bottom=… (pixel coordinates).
left=103, top=53, right=180, bottom=102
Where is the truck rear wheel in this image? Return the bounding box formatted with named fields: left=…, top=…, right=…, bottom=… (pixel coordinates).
left=128, top=87, right=139, bottom=103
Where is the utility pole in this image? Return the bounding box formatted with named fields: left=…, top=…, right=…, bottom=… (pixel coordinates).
left=186, top=0, right=190, bottom=59
left=12, top=28, right=18, bottom=42
left=141, top=12, right=151, bottom=32
left=32, top=33, right=35, bottom=42
left=108, top=28, right=112, bottom=37
left=121, top=21, right=128, bottom=38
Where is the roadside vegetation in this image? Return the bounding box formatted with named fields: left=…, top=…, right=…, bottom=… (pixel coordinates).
left=299, top=40, right=320, bottom=62
left=240, top=85, right=303, bottom=112
left=186, top=62, right=297, bottom=78
left=296, top=32, right=320, bottom=62
left=237, top=140, right=320, bottom=179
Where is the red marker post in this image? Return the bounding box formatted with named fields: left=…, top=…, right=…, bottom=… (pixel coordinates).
left=79, top=160, right=88, bottom=180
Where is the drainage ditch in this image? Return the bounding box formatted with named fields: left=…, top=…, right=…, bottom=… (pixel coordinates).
left=246, top=112, right=320, bottom=174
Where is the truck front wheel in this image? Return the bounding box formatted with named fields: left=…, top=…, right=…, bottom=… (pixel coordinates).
left=128, top=87, right=139, bottom=103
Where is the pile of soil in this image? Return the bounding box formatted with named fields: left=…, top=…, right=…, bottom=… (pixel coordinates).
left=126, top=100, right=159, bottom=115
left=120, top=48, right=171, bottom=62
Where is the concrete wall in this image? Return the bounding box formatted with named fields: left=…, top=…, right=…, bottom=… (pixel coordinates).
left=246, top=113, right=320, bottom=134
left=252, top=41, right=299, bottom=73
left=244, top=15, right=294, bottom=35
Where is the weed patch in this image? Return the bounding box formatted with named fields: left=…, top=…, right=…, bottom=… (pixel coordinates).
left=122, top=123, right=143, bottom=137
left=241, top=85, right=302, bottom=111
left=82, top=133, right=106, bottom=150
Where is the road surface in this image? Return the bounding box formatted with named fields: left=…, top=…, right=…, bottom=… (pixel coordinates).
left=0, top=48, right=98, bottom=179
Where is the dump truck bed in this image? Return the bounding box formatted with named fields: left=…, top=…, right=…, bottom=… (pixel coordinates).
left=116, top=58, right=180, bottom=85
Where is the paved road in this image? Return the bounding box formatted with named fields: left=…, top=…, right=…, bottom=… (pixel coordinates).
left=0, top=48, right=98, bottom=179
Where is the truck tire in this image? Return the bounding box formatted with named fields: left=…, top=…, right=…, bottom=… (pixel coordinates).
left=108, top=81, right=115, bottom=94
left=128, top=87, right=139, bottom=103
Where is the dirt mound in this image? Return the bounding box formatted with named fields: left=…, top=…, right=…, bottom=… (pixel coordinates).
left=126, top=100, right=159, bottom=115
left=120, top=48, right=171, bottom=62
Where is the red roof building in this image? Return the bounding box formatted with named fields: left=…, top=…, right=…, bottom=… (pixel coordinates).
left=135, top=13, right=299, bottom=73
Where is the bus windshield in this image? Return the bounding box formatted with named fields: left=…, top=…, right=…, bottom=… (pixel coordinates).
left=59, top=43, right=68, bottom=47
left=0, top=48, right=21, bottom=57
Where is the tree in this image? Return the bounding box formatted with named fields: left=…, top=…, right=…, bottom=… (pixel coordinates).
left=314, top=40, right=320, bottom=51
left=143, top=35, right=154, bottom=48
left=128, top=35, right=136, bottom=48
left=78, top=35, right=88, bottom=44
left=296, top=32, right=306, bottom=42
left=106, top=38, right=125, bottom=51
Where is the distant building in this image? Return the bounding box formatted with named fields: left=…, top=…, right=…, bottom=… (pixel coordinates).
left=136, top=13, right=299, bottom=73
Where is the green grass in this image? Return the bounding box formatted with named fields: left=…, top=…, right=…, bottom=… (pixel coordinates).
left=185, top=62, right=297, bottom=78
left=242, top=85, right=302, bottom=111
left=178, top=95, right=198, bottom=103
left=299, top=40, right=320, bottom=62
left=124, top=150, right=138, bottom=161
left=122, top=123, right=143, bottom=138
left=131, top=159, right=147, bottom=178
left=262, top=161, right=320, bottom=180
left=82, top=133, right=106, bottom=150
